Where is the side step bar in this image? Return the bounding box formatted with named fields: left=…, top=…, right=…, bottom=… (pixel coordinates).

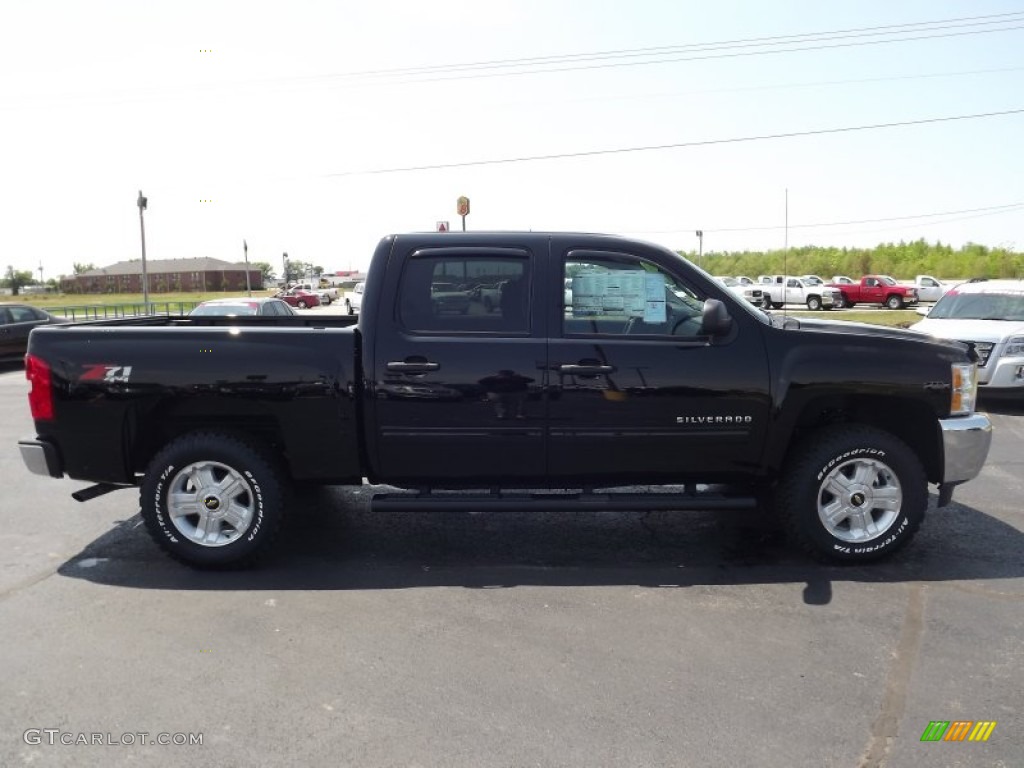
left=371, top=490, right=757, bottom=513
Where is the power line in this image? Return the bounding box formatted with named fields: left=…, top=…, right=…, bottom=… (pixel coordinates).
left=631, top=203, right=1024, bottom=235
left=283, top=11, right=1024, bottom=83
left=7, top=13, right=1021, bottom=109
left=400, top=25, right=1024, bottom=84
left=325, top=108, right=1024, bottom=177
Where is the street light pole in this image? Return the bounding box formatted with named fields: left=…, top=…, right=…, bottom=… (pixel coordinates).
left=695, top=230, right=703, bottom=268
left=137, top=191, right=150, bottom=313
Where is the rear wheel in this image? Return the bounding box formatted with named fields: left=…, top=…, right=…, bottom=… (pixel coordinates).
left=775, top=426, right=926, bottom=562
left=297, top=300, right=308, bottom=309
left=140, top=433, right=286, bottom=568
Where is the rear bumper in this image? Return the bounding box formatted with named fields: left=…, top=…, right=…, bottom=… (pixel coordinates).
left=939, top=413, right=992, bottom=485
left=19, top=438, right=63, bottom=478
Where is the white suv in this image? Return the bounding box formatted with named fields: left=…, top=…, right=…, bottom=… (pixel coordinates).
left=912, top=279, right=1024, bottom=393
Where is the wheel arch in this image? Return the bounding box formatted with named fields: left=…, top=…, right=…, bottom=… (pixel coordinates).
left=127, top=398, right=287, bottom=478
left=767, top=393, right=943, bottom=484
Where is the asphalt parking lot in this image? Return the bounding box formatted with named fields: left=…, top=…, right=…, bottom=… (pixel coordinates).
left=0, top=360, right=1021, bottom=768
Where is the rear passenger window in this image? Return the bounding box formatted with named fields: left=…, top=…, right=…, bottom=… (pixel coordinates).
left=7, top=306, right=38, bottom=323
left=563, top=252, right=705, bottom=337
left=398, top=252, right=531, bottom=334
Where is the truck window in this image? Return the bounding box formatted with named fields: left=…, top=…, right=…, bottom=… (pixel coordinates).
left=563, top=254, right=704, bottom=337
left=398, top=253, right=531, bottom=334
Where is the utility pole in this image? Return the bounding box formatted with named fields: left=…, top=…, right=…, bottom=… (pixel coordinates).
left=243, top=240, right=251, bottom=296
left=38, top=261, right=44, bottom=288
left=137, top=190, right=150, bottom=313
left=282, top=252, right=288, bottom=287
left=695, top=230, right=703, bottom=268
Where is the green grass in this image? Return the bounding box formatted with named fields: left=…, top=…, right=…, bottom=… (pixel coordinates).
left=21, top=290, right=277, bottom=308
left=14, top=291, right=920, bottom=328
left=782, top=309, right=922, bottom=328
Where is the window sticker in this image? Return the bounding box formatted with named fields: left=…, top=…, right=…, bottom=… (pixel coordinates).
left=571, top=270, right=665, bottom=320
left=643, top=273, right=667, bottom=323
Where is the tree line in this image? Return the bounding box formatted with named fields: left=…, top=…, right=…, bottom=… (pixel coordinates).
left=681, top=239, right=1024, bottom=280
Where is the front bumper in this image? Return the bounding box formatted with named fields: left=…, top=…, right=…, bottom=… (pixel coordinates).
left=939, top=413, right=992, bottom=485
left=978, top=355, right=1024, bottom=389
left=19, top=438, right=63, bottom=479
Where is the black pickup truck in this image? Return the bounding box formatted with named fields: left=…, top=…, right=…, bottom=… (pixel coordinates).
left=19, top=232, right=992, bottom=568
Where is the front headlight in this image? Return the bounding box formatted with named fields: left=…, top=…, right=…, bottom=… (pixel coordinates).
left=950, top=362, right=978, bottom=415
left=1002, top=336, right=1024, bottom=356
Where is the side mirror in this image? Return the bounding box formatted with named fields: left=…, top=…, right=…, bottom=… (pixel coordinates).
left=702, top=298, right=733, bottom=336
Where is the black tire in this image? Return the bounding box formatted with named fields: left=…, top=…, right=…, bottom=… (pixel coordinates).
left=886, top=295, right=903, bottom=310
left=775, top=426, right=927, bottom=563
left=140, top=432, right=286, bottom=568
left=845, top=301, right=856, bottom=309
left=806, top=296, right=822, bottom=311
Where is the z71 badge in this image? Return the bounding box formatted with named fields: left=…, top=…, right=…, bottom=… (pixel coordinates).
left=80, top=365, right=133, bottom=383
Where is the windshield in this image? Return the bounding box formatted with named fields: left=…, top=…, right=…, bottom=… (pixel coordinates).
left=191, top=303, right=258, bottom=316
left=879, top=276, right=898, bottom=286
left=928, top=290, right=1024, bottom=321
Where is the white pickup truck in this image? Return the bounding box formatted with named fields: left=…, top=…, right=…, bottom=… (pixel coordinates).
left=904, top=275, right=950, bottom=303
left=344, top=282, right=366, bottom=315
left=757, top=275, right=841, bottom=311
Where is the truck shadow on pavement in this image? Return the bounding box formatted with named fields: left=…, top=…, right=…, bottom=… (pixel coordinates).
left=57, top=489, right=1024, bottom=606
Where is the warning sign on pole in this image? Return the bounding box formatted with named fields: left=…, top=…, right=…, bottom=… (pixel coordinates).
left=436, top=221, right=449, bottom=232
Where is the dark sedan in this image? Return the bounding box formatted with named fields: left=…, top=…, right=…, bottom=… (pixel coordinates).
left=0, top=303, right=66, bottom=362
left=189, top=298, right=297, bottom=317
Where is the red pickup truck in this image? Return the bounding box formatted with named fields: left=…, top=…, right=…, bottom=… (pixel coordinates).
left=828, top=275, right=919, bottom=309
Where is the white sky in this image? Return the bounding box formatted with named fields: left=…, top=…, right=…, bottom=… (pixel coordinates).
left=2, top=0, right=1023, bottom=279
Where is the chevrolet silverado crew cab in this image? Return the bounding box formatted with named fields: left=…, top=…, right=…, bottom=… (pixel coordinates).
left=19, top=232, right=992, bottom=568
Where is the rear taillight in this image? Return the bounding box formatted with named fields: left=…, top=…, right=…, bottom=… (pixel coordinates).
left=25, top=354, right=54, bottom=421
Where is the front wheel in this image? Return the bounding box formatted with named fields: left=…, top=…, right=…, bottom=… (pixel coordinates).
left=297, top=300, right=308, bottom=309
left=806, top=296, right=822, bottom=311
left=140, top=432, right=286, bottom=568
left=886, top=295, right=904, bottom=310
left=775, top=426, right=927, bottom=562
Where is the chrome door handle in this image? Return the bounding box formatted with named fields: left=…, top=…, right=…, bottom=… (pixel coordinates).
left=386, top=361, right=441, bottom=373
left=558, top=364, right=615, bottom=374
